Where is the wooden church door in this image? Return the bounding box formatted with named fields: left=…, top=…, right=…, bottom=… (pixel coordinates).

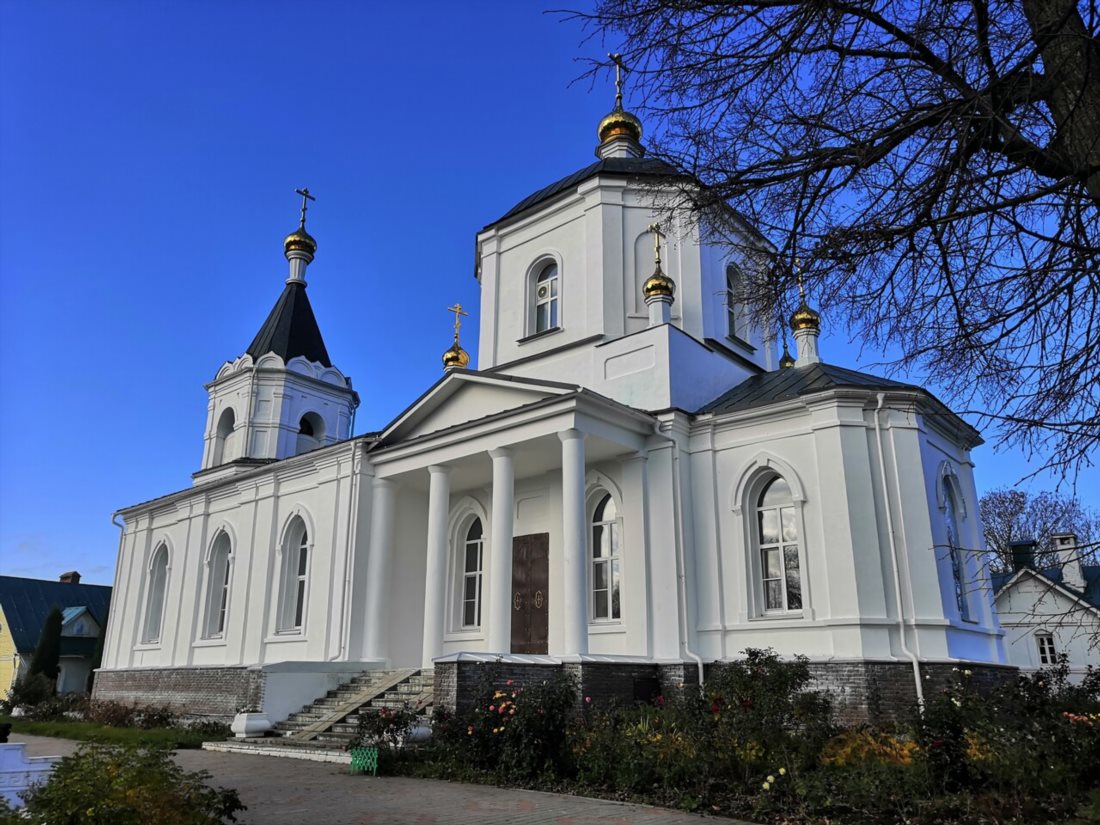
left=511, top=533, right=549, bottom=654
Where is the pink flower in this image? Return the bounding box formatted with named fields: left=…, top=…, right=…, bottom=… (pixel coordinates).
left=506, top=679, right=513, bottom=686
left=584, top=696, right=592, bottom=704
left=488, top=705, right=495, bottom=711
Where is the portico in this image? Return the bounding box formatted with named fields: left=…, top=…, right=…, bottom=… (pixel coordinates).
left=359, top=370, right=657, bottom=669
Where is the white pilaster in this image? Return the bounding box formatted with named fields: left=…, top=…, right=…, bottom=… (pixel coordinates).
left=363, top=477, right=398, bottom=661
left=487, top=447, right=515, bottom=653
left=559, top=429, right=588, bottom=655
left=421, top=465, right=451, bottom=667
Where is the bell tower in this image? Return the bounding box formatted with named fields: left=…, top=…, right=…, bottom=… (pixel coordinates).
left=196, top=190, right=359, bottom=482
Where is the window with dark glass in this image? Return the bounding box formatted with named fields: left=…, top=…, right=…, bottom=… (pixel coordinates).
left=534, top=263, right=559, bottom=333
left=462, top=519, right=484, bottom=628
left=591, top=494, right=622, bottom=620
left=757, top=477, right=801, bottom=611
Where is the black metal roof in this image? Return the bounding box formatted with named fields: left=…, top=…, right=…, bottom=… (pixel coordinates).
left=699, top=362, right=918, bottom=414
left=485, top=156, right=685, bottom=229
left=246, top=281, right=332, bottom=368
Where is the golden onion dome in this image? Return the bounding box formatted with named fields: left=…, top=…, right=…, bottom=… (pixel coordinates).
left=642, top=270, right=675, bottom=300
left=284, top=226, right=317, bottom=257
left=598, top=106, right=643, bottom=144
left=779, top=346, right=796, bottom=369
left=442, top=341, right=470, bottom=371
left=790, top=300, right=820, bottom=332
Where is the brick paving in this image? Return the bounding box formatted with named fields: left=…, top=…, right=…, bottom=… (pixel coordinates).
left=11, top=734, right=749, bottom=825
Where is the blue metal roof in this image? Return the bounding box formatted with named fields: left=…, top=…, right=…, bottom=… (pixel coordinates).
left=0, top=576, right=112, bottom=655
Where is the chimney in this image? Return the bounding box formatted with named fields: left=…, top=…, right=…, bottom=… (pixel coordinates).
left=1053, top=533, right=1085, bottom=591
left=59, top=571, right=81, bottom=585
left=1010, top=540, right=1035, bottom=572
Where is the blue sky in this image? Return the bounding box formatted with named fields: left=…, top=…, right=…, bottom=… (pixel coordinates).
left=1, top=1, right=1094, bottom=585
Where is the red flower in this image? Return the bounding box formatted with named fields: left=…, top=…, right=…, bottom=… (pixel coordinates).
left=655, top=695, right=666, bottom=708
left=930, top=738, right=945, bottom=748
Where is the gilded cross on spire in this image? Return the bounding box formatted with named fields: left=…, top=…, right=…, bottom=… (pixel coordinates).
left=609, top=53, right=626, bottom=109
left=295, top=187, right=315, bottom=229
left=794, top=256, right=806, bottom=299
left=447, top=303, right=469, bottom=340
left=648, top=223, right=665, bottom=269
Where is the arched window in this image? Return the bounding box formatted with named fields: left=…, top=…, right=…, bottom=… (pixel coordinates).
left=203, top=532, right=232, bottom=639
left=533, top=262, right=559, bottom=334
left=460, top=518, right=484, bottom=628
left=726, top=264, right=748, bottom=341
left=757, top=477, right=802, bottom=612
left=943, top=478, right=970, bottom=620
left=277, top=517, right=309, bottom=632
left=296, top=412, right=325, bottom=455
left=591, top=493, right=622, bottom=620
left=1036, top=631, right=1058, bottom=665
left=212, top=408, right=236, bottom=465
left=142, top=543, right=169, bottom=643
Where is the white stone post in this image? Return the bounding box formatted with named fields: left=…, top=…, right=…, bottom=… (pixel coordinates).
left=559, top=429, right=588, bottom=655
left=487, top=448, right=515, bottom=653
left=363, top=477, right=398, bottom=662
left=421, top=465, right=451, bottom=668
left=646, top=294, right=673, bottom=326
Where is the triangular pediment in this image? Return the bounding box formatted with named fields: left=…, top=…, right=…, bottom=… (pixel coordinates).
left=380, top=371, right=575, bottom=444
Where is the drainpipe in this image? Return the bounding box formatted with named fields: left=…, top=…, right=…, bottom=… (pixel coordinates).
left=874, top=393, right=923, bottom=707
left=653, top=421, right=705, bottom=689
left=102, top=512, right=127, bottom=678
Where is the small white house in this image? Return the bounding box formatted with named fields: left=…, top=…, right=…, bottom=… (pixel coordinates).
left=993, top=535, right=1100, bottom=681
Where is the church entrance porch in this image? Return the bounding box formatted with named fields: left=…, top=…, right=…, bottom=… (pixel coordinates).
left=511, top=534, right=549, bottom=655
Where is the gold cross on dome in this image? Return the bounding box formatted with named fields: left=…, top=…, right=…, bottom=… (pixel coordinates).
left=295, top=187, right=315, bottom=228
left=609, top=53, right=626, bottom=108
left=447, top=303, right=469, bottom=338
left=794, top=256, right=806, bottom=299
left=648, top=223, right=665, bottom=267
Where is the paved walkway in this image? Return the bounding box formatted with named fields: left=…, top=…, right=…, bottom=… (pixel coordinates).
left=11, top=734, right=747, bottom=824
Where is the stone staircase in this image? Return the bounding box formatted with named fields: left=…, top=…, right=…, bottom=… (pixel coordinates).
left=273, top=668, right=434, bottom=747
left=202, top=668, right=433, bottom=761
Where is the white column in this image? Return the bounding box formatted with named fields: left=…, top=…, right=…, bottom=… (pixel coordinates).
left=487, top=448, right=514, bottom=653
left=363, top=477, right=398, bottom=662
left=559, top=429, right=588, bottom=655
left=421, top=465, right=451, bottom=668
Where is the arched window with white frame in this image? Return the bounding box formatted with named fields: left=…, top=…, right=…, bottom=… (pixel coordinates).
left=202, top=531, right=232, bottom=639
left=142, top=543, right=170, bottom=643
left=756, top=476, right=802, bottom=612
left=276, top=516, right=310, bottom=633
left=212, top=407, right=236, bottom=465
left=591, top=493, right=622, bottom=621
left=459, top=518, right=484, bottom=628
left=531, top=261, right=559, bottom=334
left=943, top=477, right=971, bottom=621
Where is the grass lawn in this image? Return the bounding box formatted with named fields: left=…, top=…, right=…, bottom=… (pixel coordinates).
left=1, top=715, right=218, bottom=749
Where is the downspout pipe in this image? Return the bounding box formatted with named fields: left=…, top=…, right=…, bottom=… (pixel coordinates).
left=875, top=393, right=924, bottom=708
left=654, top=421, right=705, bottom=689
left=329, top=439, right=360, bottom=661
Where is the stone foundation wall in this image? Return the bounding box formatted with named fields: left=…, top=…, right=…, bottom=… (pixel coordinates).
left=803, top=660, right=1017, bottom=725
left=435, top=658, right=1017, bottom=725
left=92, top=667, right=264, bottom=721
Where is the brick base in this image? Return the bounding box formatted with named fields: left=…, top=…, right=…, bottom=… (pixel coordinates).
left=92, top=667, right=264, bottom=721
left=434, top=658, right=1017, bottom=725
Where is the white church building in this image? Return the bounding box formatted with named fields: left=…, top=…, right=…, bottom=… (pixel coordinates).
left=96, top=82, right=1011, bottom=726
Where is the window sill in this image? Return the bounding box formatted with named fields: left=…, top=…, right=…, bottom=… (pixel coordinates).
left=517, top=327, right=562, bottom=345
left=265, top=632, right=306, bottom=643
left=134, top=642, right=162, bottom=651
left=588, top=621, right=625, bottom=634
left=193, top=637, right=227, bottom=648
left=726, top=334, right=756, bottom=353
left=750, top=611, right=804, bottom=622
left=444, top=630, right=486, bottom=642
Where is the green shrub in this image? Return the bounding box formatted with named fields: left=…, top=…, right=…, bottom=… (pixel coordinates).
left=18, top=743, right=244, bottom=824
left=353, top=703, right=419, bottom=750
left=3, top=673, right=54, bottom=712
